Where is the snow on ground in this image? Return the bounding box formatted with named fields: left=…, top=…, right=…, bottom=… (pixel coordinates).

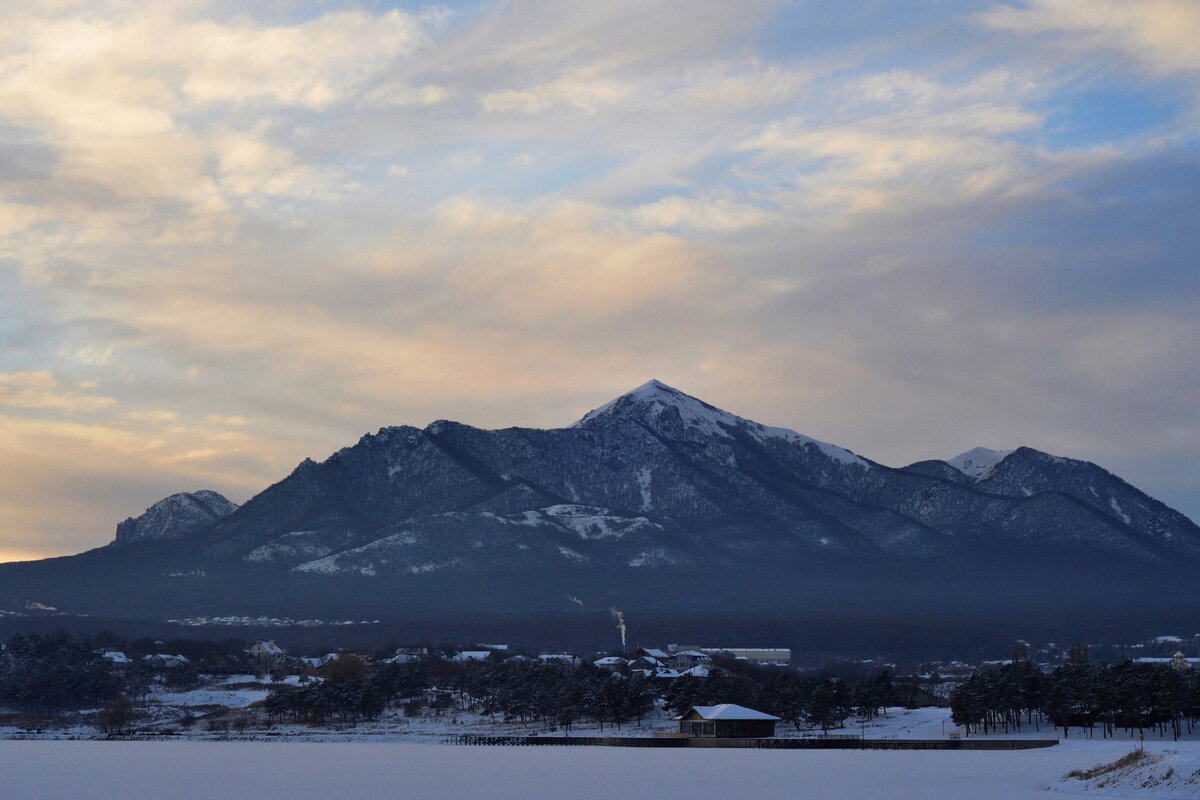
left=2, top=739, right=1200, bottom=799
left=5, top=689, right=1200, bottom=798
left=1064, top=747, right=1200, bottom=797
left=143, top=679, right=275, bottom=711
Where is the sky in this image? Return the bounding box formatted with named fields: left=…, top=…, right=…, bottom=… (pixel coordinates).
left=1, top=0, right=1198, bottom=562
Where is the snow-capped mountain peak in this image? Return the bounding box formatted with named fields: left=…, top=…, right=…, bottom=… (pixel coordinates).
left=946, top=447, right=1013, bottom=480
left=573, top=380, right=866, bottom=467
left=574, top=379, right=739, bottom=438
left=113, top=490, right=239, bottom=546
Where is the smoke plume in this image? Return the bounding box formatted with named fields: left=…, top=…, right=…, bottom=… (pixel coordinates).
left=610, top=607, right=627, bottom=650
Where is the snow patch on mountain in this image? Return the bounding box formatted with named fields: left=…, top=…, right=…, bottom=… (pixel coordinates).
left=637, top=467, right=653, bottom=510
left=556, top=546, right=587, bottom=561
left=947, top=447, right=1013, bottom=480
left=245, top=530, right=354, bottom=564
left=508, top=505, right=662, bottom=541
left=628, top=547, right=676, bottom=567
left=293, top=532, right=420, bottom=576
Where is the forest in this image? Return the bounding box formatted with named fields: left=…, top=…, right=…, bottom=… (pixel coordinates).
left=949, top=658, right=1200, bottom=740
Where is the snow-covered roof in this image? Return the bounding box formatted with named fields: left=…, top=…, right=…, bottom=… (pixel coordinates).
left=143, top=653, right=190, bottom=666
left=593, top=656, right=627, bottom=665
left=387, top=653, right=421, bottom=664
left=101, top=651, right=131, bottom=664
left=629, top=656, right=666, bottom=668
left=633, top=647, right=670, bottom=659
left=674, top=650, right=712, bottom=659
left=454, top=651, right=492, bottom=662
left=537, top=653, right=578, bottom=663
left=677, top=703, right=781, bottom=721
left=635, top=667, right=680, bottom=679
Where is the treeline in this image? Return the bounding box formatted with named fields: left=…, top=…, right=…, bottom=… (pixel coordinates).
left=259, top=656, right=899, bottom=734
left=450, top=661, right=656, bottom=732
left=0, top=631, right=239, bottom=720
left=950, top=660, right=1200, bottom=740
left=263, top=657, right=430, bottom=726
left=0, top=632, right=119, bottom=715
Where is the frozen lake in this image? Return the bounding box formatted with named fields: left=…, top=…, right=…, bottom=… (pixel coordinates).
left=2, top=739, right=1196, bottom=799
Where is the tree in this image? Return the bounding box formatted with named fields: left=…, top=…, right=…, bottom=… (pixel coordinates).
left=98, top=695, right=136, bottom=736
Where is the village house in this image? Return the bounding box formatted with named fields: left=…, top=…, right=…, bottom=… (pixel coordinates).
left=592, top=656, right=627, bottom=673
left=670, top=645, right=791, bottom=666
left=670, top=650, right=712, bottom=671
left=676, top=704, right=780, bottom=738
left=536, top=653, right=579, bottom=666
left=1134, top=652, right=1200, bottom=671
left=100, top=651, right=131, bottom=666
left=249, top=639, right=286, bottom=667
left=627, top=647, right=670, bottom=665
left=143, top=653, right=191, bottom=669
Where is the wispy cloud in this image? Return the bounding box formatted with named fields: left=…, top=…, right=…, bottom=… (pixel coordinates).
left=980, top=0, right=1200, bottom=77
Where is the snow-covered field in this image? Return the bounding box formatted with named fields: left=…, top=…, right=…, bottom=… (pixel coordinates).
left=5, top=685, right=1200, bottom=798
left=1, top=739, right=1198, bottom=799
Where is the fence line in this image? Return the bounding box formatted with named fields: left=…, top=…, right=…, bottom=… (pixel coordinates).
left=448, top=734, right=1057, bottom=750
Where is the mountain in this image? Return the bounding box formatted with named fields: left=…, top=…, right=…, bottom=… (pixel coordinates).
left=3, top=380, right=1198, bottom=646
left=114, top=490, right=238, bottom=545
left=148, top=379, right=1196, bottom=574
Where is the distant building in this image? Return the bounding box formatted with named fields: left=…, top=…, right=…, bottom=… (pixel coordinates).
left=671, top=650, right=712, bottom=671
left=628, top=647, right=671, bottom=664
left=389, top=646, right=428, bottom=663
left=143, top=653, right=191, bottom=668
left=1134, top=652, right=1199, bottom=671
left=593, top=656, right=627, bottom=673
left=671, top=645, right=791, bottom=666
left=249, top=639, right=286, bottom=667
left=537, top=653, right=579, bottom=666
left=101, top=651, right=131, bottom=665
left=676, top=704, right=780, bottom=738
left=632, top=665, right=680, bottom=680
left=680, top=664, right=727, bottom=679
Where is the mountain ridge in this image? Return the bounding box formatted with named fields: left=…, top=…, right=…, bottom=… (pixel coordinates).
left=101, top=381, right=1200, bottom=574
left=3, top=380, right=1198, bottom=630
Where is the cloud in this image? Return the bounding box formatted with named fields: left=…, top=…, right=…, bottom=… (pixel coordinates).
left=0, top=371, right=117, bottom=411
left=980, top=0, right=1200, bottom=77
left=446, top=151, right=485, bottom=170
left=633, top=195, right=776, bottom=232
left=68, top=345, right=114, bottom=366
left=483, top=68, right=631, bottom=115
left=177, top=10, right=430, bottom=109
left=737, top=68, right=1048, bottom=217
left=0, top=4, right=436, bottom=254
left=3, top=0, right=1200, bottom=561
